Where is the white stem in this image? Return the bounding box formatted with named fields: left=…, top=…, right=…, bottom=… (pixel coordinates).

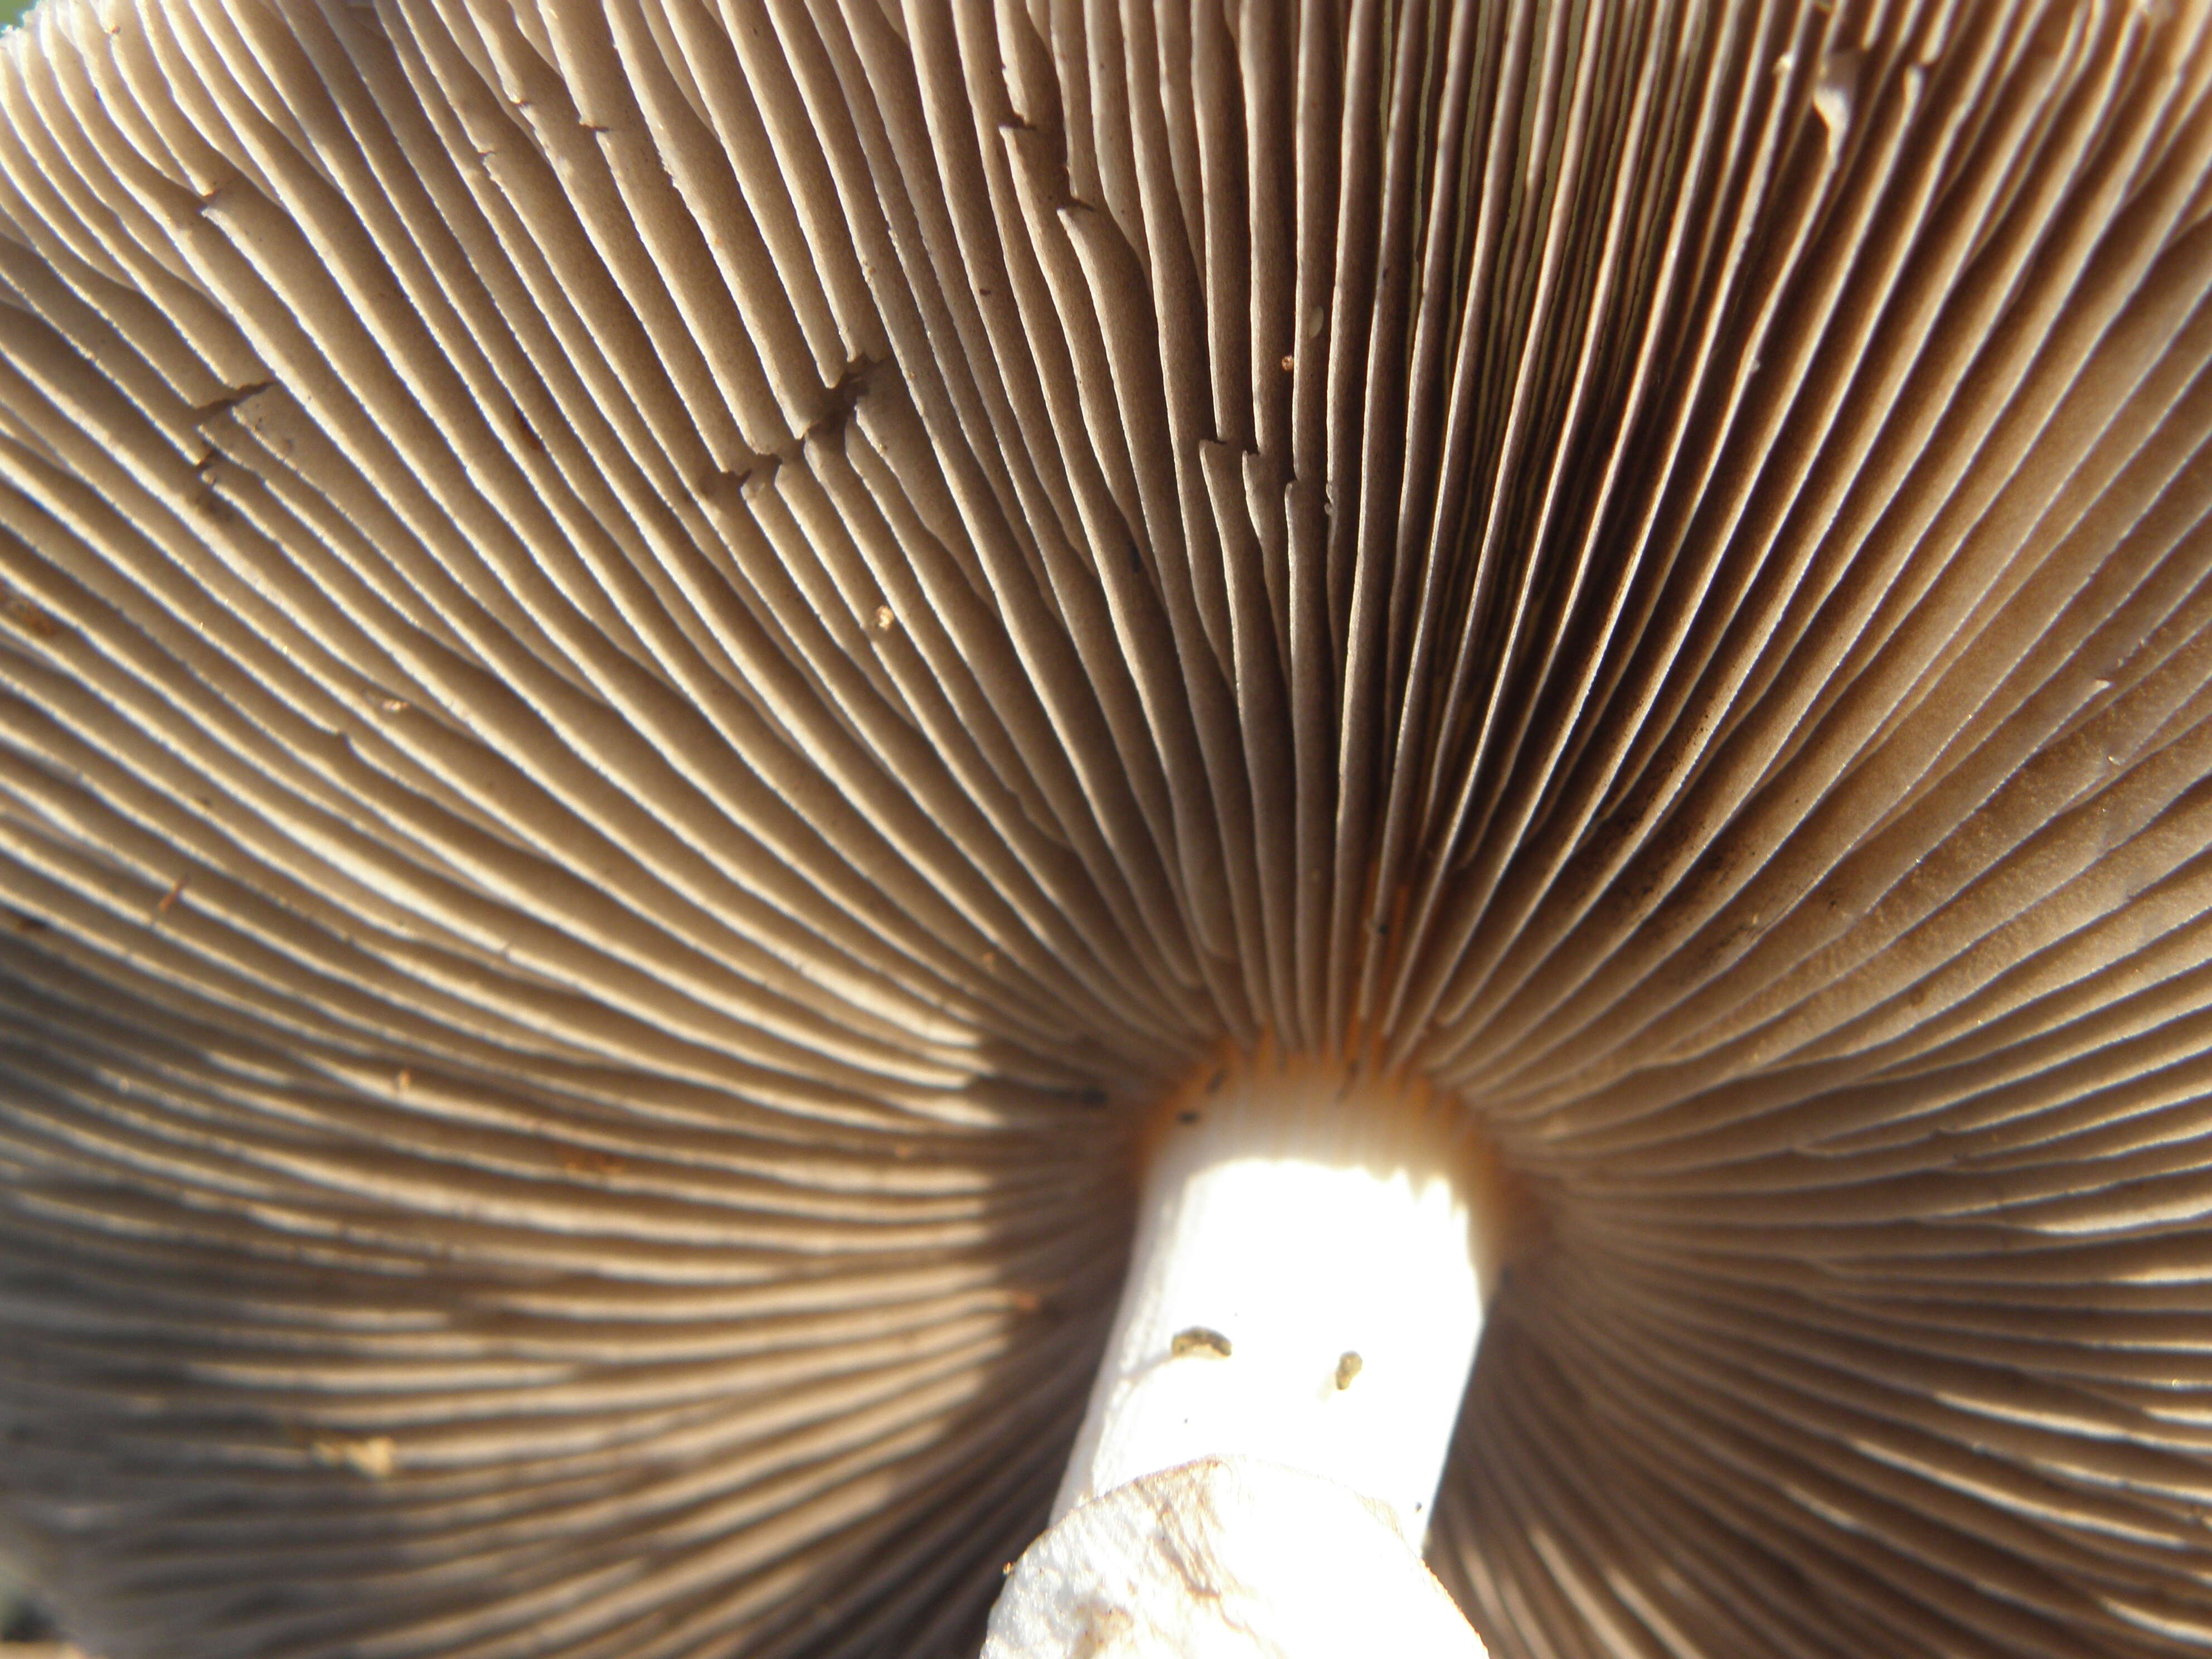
left=987, top=1058, right=1501, bottom=1656
left=986, top=1459, right=1487, bottom=1658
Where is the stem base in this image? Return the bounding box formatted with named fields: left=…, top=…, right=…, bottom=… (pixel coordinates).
left=987, top=1457, right=1488, bottom=1658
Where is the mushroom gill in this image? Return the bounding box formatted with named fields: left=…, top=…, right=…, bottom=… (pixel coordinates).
left=1, top=0, right=2210, bottom=1655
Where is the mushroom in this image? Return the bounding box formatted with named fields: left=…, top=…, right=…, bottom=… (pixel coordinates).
left=2, top=0, right=2210, bottom=1656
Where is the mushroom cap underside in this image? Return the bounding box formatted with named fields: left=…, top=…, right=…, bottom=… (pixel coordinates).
left=2, top=0, right=2211, bottom=1655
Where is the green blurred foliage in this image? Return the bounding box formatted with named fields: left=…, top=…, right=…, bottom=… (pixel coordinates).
left=0, top=0, right=37, bottom=32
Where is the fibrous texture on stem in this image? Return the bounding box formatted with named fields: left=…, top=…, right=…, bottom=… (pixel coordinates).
left=987, top=1458, right=1490, bottom=1659
left=2, top=1, right=2212, bottom=1656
